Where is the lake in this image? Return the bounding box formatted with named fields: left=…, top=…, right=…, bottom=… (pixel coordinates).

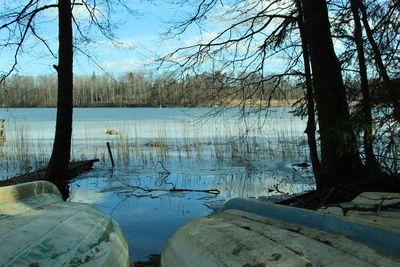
left=0, top=107, right=315, bottom=261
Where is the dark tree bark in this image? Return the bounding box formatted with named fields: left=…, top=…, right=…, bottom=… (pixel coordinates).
left=301, top=0, right=363, bottom=191
left=350, top=0, right=381, bottom=172
left=45, top=0, right=73, bottom=200
left=295, top=0, right=321, bottom=187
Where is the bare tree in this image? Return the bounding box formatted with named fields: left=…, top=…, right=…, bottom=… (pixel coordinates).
left=159, top=0, right=400, bottom=204
left=357, top=0, right=400, bottom=122
left=0, top=0, right=131, bottom=198
left=44, top=0, right=74, bottom=199
left=348, top=0, right=380, bottom=171
left=329, top=0, right=400, bottom=173
left=301, top=0, right=366, bottom=192
left=295, top=0, right=320, bottom=182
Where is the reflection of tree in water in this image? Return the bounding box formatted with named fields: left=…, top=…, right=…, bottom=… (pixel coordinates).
left=108, top=157, right=314, bottom=203
left=210, top=169, right=313, bottom=200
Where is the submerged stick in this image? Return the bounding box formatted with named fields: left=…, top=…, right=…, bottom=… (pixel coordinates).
left=107, top=142, right=115, bottom=167
left=115, top=168, right=220, bottom=195
left=121, top=183, right=220, bottom=195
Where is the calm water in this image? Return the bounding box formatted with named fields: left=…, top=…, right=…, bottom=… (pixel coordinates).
left=0, top=108, right=314, bottom=261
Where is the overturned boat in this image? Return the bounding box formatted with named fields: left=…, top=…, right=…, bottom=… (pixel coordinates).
left=0, top=181, right=130, bottom=266
left=162, top=193, right=400, bottom=266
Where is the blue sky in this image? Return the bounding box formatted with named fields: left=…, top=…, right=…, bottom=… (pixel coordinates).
left=0, top=0, right=294, bottom=77
left=0, top=0, right=345, bottom=78
left=0, top=1, right=201, bottom=76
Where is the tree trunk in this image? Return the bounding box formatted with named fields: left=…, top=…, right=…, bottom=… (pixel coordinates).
left=295, top=0, right=321, bottom=188
left=350, top=0, right=381, bottom=172
left=357, top=0, right=400, bottom=122
left=45, top=0, right=73, bottom=200
left=301, top=0, right=363, bottom=191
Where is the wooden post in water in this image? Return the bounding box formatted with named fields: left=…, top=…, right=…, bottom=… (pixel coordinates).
left=0, top=119, right=6, bottom=141
left=106, top=142, right=115, bottom=167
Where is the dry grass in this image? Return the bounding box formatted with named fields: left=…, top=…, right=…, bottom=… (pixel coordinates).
left=0, top=116, right=310, bottom=177
left=212, top=99, right=300, bottom=108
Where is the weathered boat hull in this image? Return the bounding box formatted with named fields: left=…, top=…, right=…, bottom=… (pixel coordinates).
left=0, top=181, right=130, bottom=267
left=161, top=194, right=400, bottom=266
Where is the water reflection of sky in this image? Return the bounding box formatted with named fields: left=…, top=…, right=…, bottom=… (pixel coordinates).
left=69, top=158, right=314, bottom=261
left=1, top=107, right=306, bottom=140
left=69, top=167, right=215, bottom=260
left=0, top=108, right=314, bottom=261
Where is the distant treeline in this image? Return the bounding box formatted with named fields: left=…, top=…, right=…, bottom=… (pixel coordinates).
left=0, top=71, right=303, bottom=108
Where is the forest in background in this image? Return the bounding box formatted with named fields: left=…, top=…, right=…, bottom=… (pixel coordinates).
left=0, top=71, right=304, bottom=108
left=0, top=71, right=391, bottom=108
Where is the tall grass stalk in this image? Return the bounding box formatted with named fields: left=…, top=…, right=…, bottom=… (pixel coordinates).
left=0, top=116, right=310, bottom=179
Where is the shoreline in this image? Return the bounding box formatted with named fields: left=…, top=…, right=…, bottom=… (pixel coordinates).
left=0, top=100, right=368, bottom=109
left=0, top=99, right=300, bottom=109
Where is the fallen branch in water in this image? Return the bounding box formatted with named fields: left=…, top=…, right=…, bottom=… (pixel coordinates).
left=119, top=182, right=220, bottom=195
left=125, top=184, right=220, bottom=195
left=115, top=167, right=220, bottom=195
left=169, top=188, right=220, bottom=194
left=0, top=159, right=100, bottom=187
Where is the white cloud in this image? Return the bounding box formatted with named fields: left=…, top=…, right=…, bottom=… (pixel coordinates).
left=86, top=39, right=140, bottom=50
left=42, top=4, right=57, bottom=20
left=70, top=189, right=106, bottom=204
left=113, top=40, right=139, bottom=50
left=333, top=39, right=345, bottom=50
left=73, top=1, right=103, bottom=20
left=208, top=0, right=293, bottom=31
left=42, top=0, right=104, bottom=21
left=184, top=31, right=219, bottom=47
left=101, top=58, right=154, bottom=72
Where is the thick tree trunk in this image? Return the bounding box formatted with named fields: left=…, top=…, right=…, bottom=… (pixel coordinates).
left=357, top=0, right=400, bottom=122
left=301, top=0, right=363, bottom=191
left=45, top=0, right=73, bottom=200
left=295, top=0, right=321, bottom=188
left=350, top=0, right=380, bottom=172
